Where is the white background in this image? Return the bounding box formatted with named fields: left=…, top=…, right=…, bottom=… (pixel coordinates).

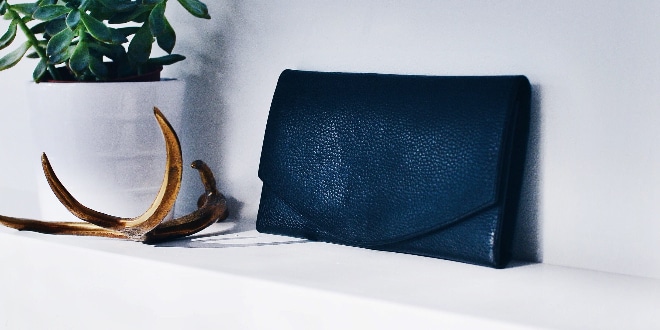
left=0, top=0, right=659, bottom=279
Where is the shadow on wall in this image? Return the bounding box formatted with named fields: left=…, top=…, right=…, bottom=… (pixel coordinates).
left=511, top=84, right=542, bottom=263
left=170, top=1, right=543, bottom=261
left=160, top=80, right=544, bottom=264
left=173, top=1, right=247, bottom=225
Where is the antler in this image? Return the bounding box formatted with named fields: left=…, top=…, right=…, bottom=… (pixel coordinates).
left=0, top=107, right=228, bottom=242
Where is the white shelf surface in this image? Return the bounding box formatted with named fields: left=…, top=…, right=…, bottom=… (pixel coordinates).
left=1, top=222, right=659, bottom=329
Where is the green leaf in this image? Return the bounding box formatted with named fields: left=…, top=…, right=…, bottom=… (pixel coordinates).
left=63, top=1, right=78, bottom=10
left=11, top=3, right=38, bottom=16
left=115, top=26, right=139, bottom=37
left=109, top=29, right=128, bottom=44
left=146, top=54, right=185, bottom=66
left=88, top=56, right=107, bottom=78
left=0, top=41, right=30, bottom=71
left=149, top=2, right=175, bottom=54
left=0, top=19, right=17, bottom=51
left=44, top=18, right=67, bottom=36
left=0, top=2, right=8, bottom=16
left=127, top=23, right=152, bottom=64
left=33, top=5, right=71, bottom=21
left=108, top=5, right=151, bottom=24
left=86, top=2, right=114, bottom=20
left=80, top=11, right=113, bottom=43
left=156, top=18, right=175, bottom=54
left=46, top=27, right=74, bottom=56
left=48, top=46, right=72, bottom=64
left=88, top=41, right=126, bottom=61
left=133, top=11, right=150, bottom=23
left=96, top=0, right=138, bottom=12
left=68, top=40, right=89, bottom=74
left=79, top=0, right=92, bottom=11
left=176, top=0, right=210, bottom=19
left=21, top=16, right=34, bottom=24
left=65, top=9, right=80, bottom=29
left=32, top=58, right=47, bottom=81
left=143, top=0, right=163, bottom=5
left=30, top=21, right=47, bottom=34
left=149, top=2, right=166, bottom=36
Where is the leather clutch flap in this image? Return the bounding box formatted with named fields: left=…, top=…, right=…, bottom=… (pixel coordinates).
left=257, top=69, right=531, bottom=268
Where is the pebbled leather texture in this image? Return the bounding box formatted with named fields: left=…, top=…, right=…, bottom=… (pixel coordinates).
left=257, top=69, right=531, bottom=268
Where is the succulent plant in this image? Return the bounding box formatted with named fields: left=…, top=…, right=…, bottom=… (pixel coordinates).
left=0, top=0, right=209, bottom=82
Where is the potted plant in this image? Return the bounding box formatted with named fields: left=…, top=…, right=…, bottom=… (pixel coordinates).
left=0, top=0, right=210, bottom=221
left=0, top=0, right=209, bottom=81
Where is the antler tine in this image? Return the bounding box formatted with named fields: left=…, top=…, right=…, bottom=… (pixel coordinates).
left=143, top=160, right=228, bottom=243
left=39, top=107, right=182, bottom=239
left=41, top=152, right=124, bottom=229
left=0, top=215, right=128, bottom=239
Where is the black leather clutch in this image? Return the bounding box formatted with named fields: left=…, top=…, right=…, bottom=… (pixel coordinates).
left=257, top=69, right=531, bottom=268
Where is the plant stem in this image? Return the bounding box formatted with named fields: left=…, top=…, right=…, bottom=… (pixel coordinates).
left=7, top=6, right=62, bottom=81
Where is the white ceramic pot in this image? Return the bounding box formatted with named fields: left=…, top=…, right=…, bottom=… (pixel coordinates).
left=28, top=80, right=185, bottom=221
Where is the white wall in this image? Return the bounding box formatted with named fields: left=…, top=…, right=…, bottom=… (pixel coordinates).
left=1, top=1, right=659, bottom=279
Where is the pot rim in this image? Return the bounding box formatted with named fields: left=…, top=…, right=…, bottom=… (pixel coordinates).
left=41, top=65, right=164, bottom=83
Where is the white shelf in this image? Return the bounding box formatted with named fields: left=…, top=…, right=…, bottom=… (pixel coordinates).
left=1, top=222, right=659, bottom=329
